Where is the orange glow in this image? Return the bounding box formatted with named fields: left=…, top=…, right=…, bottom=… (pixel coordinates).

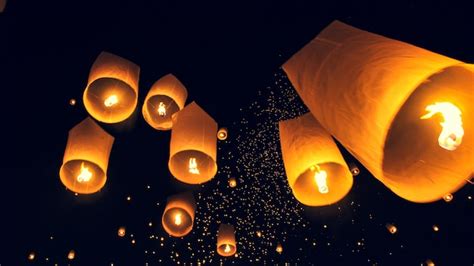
left=421, top=102, right=464, bottom=151
left=276, top=243, right=283, bottom=254
left=67, top=250, right=75, bottom=260
left=28, top=252, right=35, bottom=261
left=77, top=162, right=93, bottom=183
left=311, top=165, right=329, bottom=194
left=224, top=244, right=231, bottom=253
left=217, top=128, right=228, bottom=140
left=158, top=102, right=166, bottom=116
left=118, top=227, right=126, bottom=237
left=432, top=225, right=439, bottom=232
left=188, top=157, right=200, bottom=175
left=443, top=193, right=453, bottom=202
left=174, top=213, right=183, bottom=226
left=104, top=94, right=119, bottom=107
left=386, top=224, right=397, bottom=234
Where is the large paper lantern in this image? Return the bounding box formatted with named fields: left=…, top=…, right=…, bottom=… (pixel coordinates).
left=162, top=192, right=196, bottom=237
left=169, top=102, right=218, bottom=184
left=217, top=224, right=237, bottom=257
left=59, top=118, right=114, bottom=194
left=83, top=52, right=140, bottom=123
left=142, top=74, right=188, bottom=130
left=279, top=112, right=353, bottom=206
left=283, top=20, right=474, bottom=203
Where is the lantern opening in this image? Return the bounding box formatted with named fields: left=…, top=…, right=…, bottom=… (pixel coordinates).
left=174, top=213, right=183, bottom=225
left=162, top=207, right=193, bottom=237
left=158, top=102, right=167, bottom=117
left=217, top=243, right=236, bottom=256
left=188, top=157, right=200, bottom=175
left=420, top=102, right=464, bottom=151
left=104, top=94, right=119, bottom=107
left=144, top=95, right=180, bottom=130
left=60, top=159, right=106, bottom=194
left=310, top=165, right=329, bottom=194
left=169, top=150, right=217, bottom=184
left=77, top=162, right=93, bottom=183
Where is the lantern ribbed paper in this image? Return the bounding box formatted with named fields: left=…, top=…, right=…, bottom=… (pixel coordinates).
left=83, top=52, right=140, bottom=123
left=59, top=118, right=114, bottom=194
left=279, top=112, right=353, bottom=206
left=283, top=20, right=474, bottom=203
left=162, top=192, right=196, bottom=237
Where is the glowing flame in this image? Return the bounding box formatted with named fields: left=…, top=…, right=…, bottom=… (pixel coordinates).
left=224, top=244, right=231, bottom=253
left=104, top=95, right=119, bottom=107
left=311, top=165, right=328, bottom=194
left=420, top=102, right=464, bottom=151
left=174, top=213, right=182, bottom=226
left=158, top=102, right=166, bottom=117
left=188, top=157, right=200, bottom=175
left=77, top=162, right=92, bottom=183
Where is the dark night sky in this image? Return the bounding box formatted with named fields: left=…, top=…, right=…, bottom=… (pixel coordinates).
left=0, top=1, right=473, bottom=265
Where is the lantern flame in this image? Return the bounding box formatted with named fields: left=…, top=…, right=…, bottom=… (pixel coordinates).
left=311, top=165, right=329, bottom=194
left=420, top=102, right=464, bottom=151
left=224, top=244, right=231, bottom=253
left=77, top=162, right=93, bottom=183
left=174, top=213, right=182, bottom=226
left=158, top=102, right=166, bottom=117
left=104, top=95, right=119, bottom=107
left=188, top=157, right=200, bottom=175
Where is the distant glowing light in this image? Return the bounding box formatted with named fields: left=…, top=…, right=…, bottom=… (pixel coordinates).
left=118, top=227, right=126, bottom=237
left=104, top=95, right=119, bottom=107
left=432, top=225, right=439, bottom=232
left=77, top=162, right=92, bottom=183
left=443, top=193, right=453, bottom=202
left=28, top=252, right=35, bottom=261
left=420, top=102, right=464, bottom=151
left=158, top=102, right=166, bottom=117
left=174, top=213, right=182, bottom=226
left=310, top=165, right=328, bottom=194
left=188, top=157, right=200, bottom=175
left=67, top=250, right=75, bottom=260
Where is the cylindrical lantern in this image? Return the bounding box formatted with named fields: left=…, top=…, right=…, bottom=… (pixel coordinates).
left=276, top=243, right=283, bottom=254
left=83, top=51, right=140, bottom=123
left=283, top=20, right=474, bottom=203
left=217, top=128, right=228, bottom=140
left=349, top=162, right=360, bottom=176
left=386, top=223, right=397, bottom=234
left=162, top=192, right=196, bottom=237
left=228, top=177, right=237, bottom=188
left=169, top=102, right=218, bottom=184
left=142, top=74, right=188, bottom=130
left=217, top=224, right=237, bottom=257
left=279, top=112, right=353, bottom=206
left=59, top=118, right=114, bottom=194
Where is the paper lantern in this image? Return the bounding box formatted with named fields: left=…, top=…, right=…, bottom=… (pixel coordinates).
left=279, top=112, right=353, bottom=206
left=443, top=193, right=453, bottom=202
left=386, top=223, right=397, bottom=234
left=83, top=52, right=140, bottom=123
left=169, top=102, right=218, bottom=184
left=118, top=227, right=126, bottom=237
left=217, top=224, right=237, bottom=257
left=27, top=252, right=35, bottom=261
left=283, top=20, right=474, bottom=203
left=67, top=250, right=75, bottom=260
left=217, top=128, right=228, bottom=140
left=276, top=243, right=283, bottom=254
left=162, top=192, right=196, bottom=237
left=228, top=177, right=237, bottom=188
left=142, top=74, right=188, bottom=130
left=0, top=0, right=6, bottom=12
left=349, top=162, right=360, bottom=176
left=432, top=225, right=439, bottom=232
left=426, top=259, right=435, bottom=266
left=59, top=118, right=114, bottom=194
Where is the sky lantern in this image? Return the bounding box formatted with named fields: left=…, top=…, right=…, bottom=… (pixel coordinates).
left=169, top=102, right=218, bottom=184
left=118, top=226, right=126, bottom=237
left=27, top=252, right=35, bottom=261
left=217, top=127, right=228, bottom=140
left=217, top=224, right=237, bottom=257
left=59, top=118, right=114, bottom=194
left=67, top=250, right=76, bottom=260
left=83, top=51, right=140, bottom=123
left=162, top=192, right=196, bottom=237
left=443, top=193, right=453, bottom=202
left=0, top=0, right=6, bottom=12
left=276, top=243, right=283, bottom=254
left=279, top=112, right=353, bottom=206
left=349, top=162, right=360, bottom=176
left=386, top=223, right=397, bottom=234
left=142, top=74, right=188, bottom=130
left=228, top=177, right=237, bottom=188
left=283, top=20, right=474, bottom=203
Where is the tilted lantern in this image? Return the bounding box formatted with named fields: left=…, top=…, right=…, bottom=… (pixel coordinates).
left=169, top=102, right=218, bottom=184
left=279, top=112, right=353, bottom=206
left=59, top=118, right=114, bottom=194
left=162, top=192, right=196, bottom=237
left=386, top=223, right=397, bottom=234
left=142, top=74, right=188, bottom=130
left=83, top=51, right=140, bottom=123
left=283, top=20, right=474, bottom=203
left=217, top=224, right=237, bottom=257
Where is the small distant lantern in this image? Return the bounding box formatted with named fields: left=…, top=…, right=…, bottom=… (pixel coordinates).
left=349, top=162, right=360, bottom=176
left=217, top=224, right=237, bottom=257
left=276, top=243, right=283, bottom=254
left=426, top=259, right=435, bottom=266
left=162, top=192, right=196, bottom=237
left=228, top=177, right=237, bottom=188
left=59, top=118, right=114, bottom=194
left=67, top=250, right=75, bottom=260
left=217, top=128, right=228, bottom=140
left=279, top=112, right=353, bottom=206
left=256, top=231, right=262, bottom=237
left=386, top=223, right=397, bottom=234
left=27, top=252, right=35, bottom=261
left=0, top=0, right=6, bottom=12
left=169, top=102, right=218, bottom=184
left=432, top=225, right=439, bottom=232
left=69, top=98, right=77, bottom=106
left=83, top=52, right=140, bottom=123
left=118, top=227, right=126, bottom=237
left=443, top=193, right=453, bottom=202
left=142, top=74, right=188, bottom=130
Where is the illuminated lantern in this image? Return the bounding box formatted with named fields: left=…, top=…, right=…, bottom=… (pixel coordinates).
left=228, top=177, right=237, bottom=188
left=349, top=162, right=360, bottom=176
left=169, top=102, right=218, bottom=184
left=432, top=225, right=439, bottom=232
left=69, top=99, right=76, bottom=106
left=443, top=193, right=453, bottom=202
left=217, top=128, right=228, bottom=140
left=386, top=223, right=397, bottom=234
left=0, top=0, right=6, bottom=12
left=217, top=224, right=237, bottom=257
left=276, top=243, right=283, bottom=254
left=283, top=20, right=474, bottom=203
left=162, top=192, right=196, bottom=237
left=426, top=259, right=435, bottom=266
left=59, top=118, right=114, bottom=194
left=67, top=250, right=75, bottom=260
left=279, top=112, right=353, bottom=206
left=27, top=252, right=35, bottom=261
left=256, top=231, right=262, bottom=237
left=142, top=74, right=188, bottom=130
left=118, top=226, right=126, bottom=237
left=83, top=52, right=140, bottom=123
